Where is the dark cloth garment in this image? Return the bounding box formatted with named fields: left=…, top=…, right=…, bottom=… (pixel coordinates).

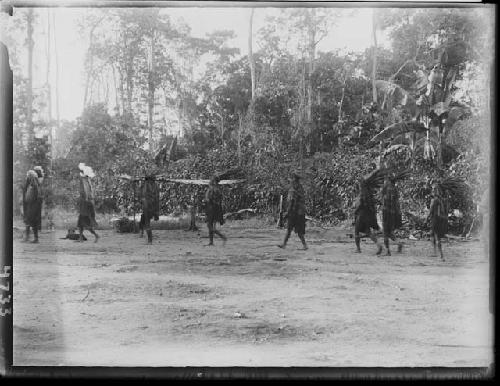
left=354, top=186, right=379, bottom=234
left=205, top=183, right=224, bottom=226
left=23, top=174, right=42, bottom=228
left=140, top=179, right=160, bottom=227
left=77, top=176, right=97, bottom=229
left=286, top=180, right=306, bottom=235
left=381, top=180, right=402, bottom=235
left=429, top=195, right=448, bottom=238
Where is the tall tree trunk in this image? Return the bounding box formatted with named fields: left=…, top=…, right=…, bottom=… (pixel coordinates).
left=26, top=9, right=34, bottom=140
left=83, top=31, right=94, bottom=109
left=371, top=9, right=378, bottom=104
left=45, top=10, right=53, bottom=182
left=147, top=31, right=155, bottom=154
left=124, top=35, right=133, bottom=116
left=248, top=8, right=255, bottom=101
left=45, top=10, right=52, bottom=122
left=82, top=17, right=103, bottom=110
left=337, top=76, right=346, bottom=149
left=306, top=9, right=316, bottom=155
left=219, top=114, right=224, bottom=146
left=237, top=112, right=242, bottom=163
left=52, top=11, right=60, bottom=129
left=118, top=65, right=126, bottom=115
left=111, top=64, right=121, bottom=115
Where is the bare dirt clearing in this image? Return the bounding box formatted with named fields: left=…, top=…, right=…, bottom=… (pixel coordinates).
left=13, top=221, right=492, bottom=367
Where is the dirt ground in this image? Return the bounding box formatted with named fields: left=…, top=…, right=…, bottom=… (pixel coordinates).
left=12, top=220, right=492, bottom=367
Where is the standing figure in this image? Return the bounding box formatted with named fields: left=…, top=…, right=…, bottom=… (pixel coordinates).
left=381, top=174, right=403, bottom=255
left=278, top=171, right=308, bottom=250
left=428, top=183, right=448, bottom=261
left=204, top=175, right=227, bottom=246
left=22, top=169, right=42, bottom=243
left=354, top=171, right=383, bottom=255
left=77, top=163, right=99, bottom=242
left=140, top=174, right=160, bottom=244
left=33, top=166, right=44, bottom=231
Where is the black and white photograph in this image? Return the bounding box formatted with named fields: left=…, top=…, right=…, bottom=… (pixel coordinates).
left=0, top=0, right=495, bottom=373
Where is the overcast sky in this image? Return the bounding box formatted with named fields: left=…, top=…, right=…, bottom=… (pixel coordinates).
left=8, top=6, right=391, bottom=120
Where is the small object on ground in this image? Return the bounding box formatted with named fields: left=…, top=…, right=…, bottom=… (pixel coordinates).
left=185, top=251, right=192, bottom=255
left=233, top=312, right=246, bottom=319
left=61, top=228, right=87, bottom=241
left=273, top=257, right=287, bottom=261
left=409, top=234, right=418, bottom=241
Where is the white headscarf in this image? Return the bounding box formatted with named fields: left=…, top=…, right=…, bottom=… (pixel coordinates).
left=78, top=163, right=95, bottom=178
left=26, top=169, right=38, bottom=179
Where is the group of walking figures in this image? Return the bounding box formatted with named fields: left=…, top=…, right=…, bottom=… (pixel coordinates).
left=21, top=162, right=449, bottom=260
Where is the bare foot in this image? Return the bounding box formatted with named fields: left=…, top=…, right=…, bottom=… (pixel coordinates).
left=31, top=239, right=39, bottom=244
left=205, top=243, right=214, bottom=247
left=355, top=249, right=361, bottom=253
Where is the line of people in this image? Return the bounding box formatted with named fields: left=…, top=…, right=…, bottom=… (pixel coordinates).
left=21, top=164, right=448, bottom=259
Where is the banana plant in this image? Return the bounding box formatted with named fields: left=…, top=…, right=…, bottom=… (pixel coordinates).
left=369, top=55, right=469, bottom=168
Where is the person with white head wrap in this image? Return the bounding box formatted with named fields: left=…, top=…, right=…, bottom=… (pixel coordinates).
left=22, top=168, right=43, bottom=242
left=33, top=166, right=44, bottom=183
left=77, top=163, right=99, bottom=242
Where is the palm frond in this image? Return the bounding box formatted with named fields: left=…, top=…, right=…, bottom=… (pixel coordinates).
left=370, top=121, right=426, bottom=144
left=383, top=144, right=411, bottom=156
left=439, top=177, right=471, bottom=198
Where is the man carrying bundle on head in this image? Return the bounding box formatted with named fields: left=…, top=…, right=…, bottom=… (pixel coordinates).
left=381, top=173, right=404, bottom=256
left=427, top=176, right=470, bottom=261
left=354, top=169, right=383, bottom=255
left=22, top=168, right=43, bottom=243
left=139, top=173, right=160, bottom=244
left=77, top=163, right=99, bottom=242
left=204, top=174, right=227, bottom=246
left=278, top=171, right=308, bottom=250
left=428, top=182, right=448, bottom=261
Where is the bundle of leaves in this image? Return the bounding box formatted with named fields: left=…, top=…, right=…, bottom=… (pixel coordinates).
left=114, top=217, right=138, bottom=233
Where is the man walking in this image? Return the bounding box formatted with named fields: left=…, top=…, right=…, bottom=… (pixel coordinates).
left=278, top=171, right=308, bottom=250
left=381, top=174, right=403, bottom=255
left=204, top=175, right=227, bottom=246
left=140, top=173, right=160, bottom=244
left=22, top=169, right=42, bottom=243
left=77, top=163, right=99, bottom=242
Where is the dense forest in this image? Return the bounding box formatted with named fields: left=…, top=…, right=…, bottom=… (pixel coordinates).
left=3, top=7, right=493, bottom=234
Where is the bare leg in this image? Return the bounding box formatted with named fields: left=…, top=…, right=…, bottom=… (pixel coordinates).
left=31, top=226, right=39, bottom=243
left=89, top=228, right=99, bottom=243
left=278, top=229, right=292, bottom=248
left=23, top=226, right=30, bottom=242
left=384, top=235, right=391, bottom=255
left=430, top=232, right=437, bottom=257
left=437, top=235, right=444, bottom=261
left=79, top=227, right=84, bottom=242
left=213, top=229, right=227, bottom=246
left=206, top=222, right=214, bottom=246
left=354, top=230, right=361, bottom=253
left=369, top=231, right=383, bottom=255
left=390, top=233, right=403, bottom=252
left=298, top=233, right=308, bottom=250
